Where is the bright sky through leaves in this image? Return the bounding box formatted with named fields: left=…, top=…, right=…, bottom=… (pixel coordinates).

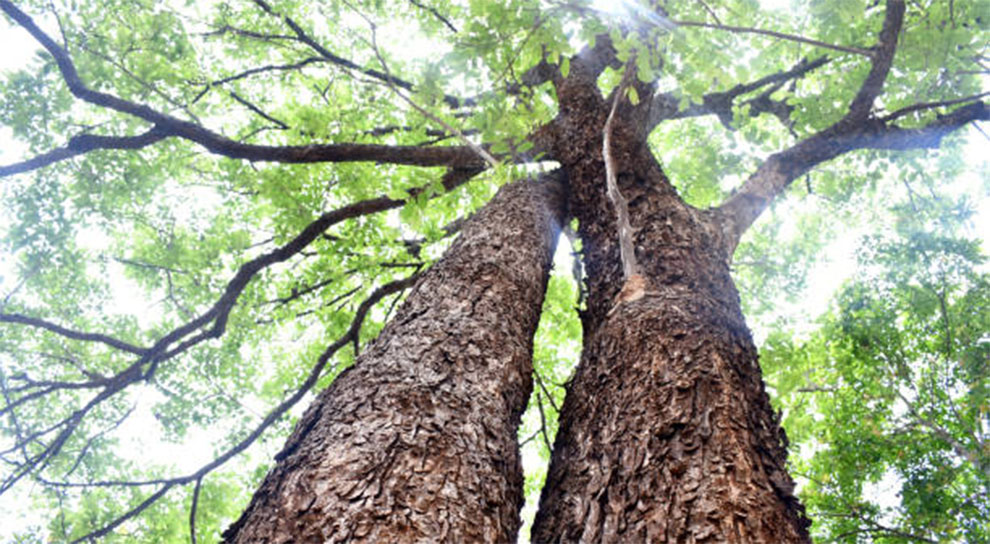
left=1, top=0, right=988, bottom=540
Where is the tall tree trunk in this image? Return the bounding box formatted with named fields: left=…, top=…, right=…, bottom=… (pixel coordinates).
left=223, top=174, right=565, bottom=543
left=531, top=78, right=810, bottom=542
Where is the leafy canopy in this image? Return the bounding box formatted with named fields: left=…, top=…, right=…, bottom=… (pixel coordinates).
left=0, top=0, right=987, bottom=541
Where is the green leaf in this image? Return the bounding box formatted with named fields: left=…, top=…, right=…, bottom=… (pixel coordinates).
left=627, top=86, right=640, bottom=105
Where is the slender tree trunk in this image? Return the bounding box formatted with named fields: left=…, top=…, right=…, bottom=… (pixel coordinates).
left=223, top=174, right=565, bottom=543
left=531, top=77, right=810, bottom=541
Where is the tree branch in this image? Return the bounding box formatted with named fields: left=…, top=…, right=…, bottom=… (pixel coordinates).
left=0, top=1, right=485, bottom=170
left=363, top=15, right=499, bottom=168
left=832, top=521, right=938, bottom=543
left=60, top=273, right=419, bottom=543
left=143, top=167, right=479, bottom=377
left=226, top=90, right=289, bottom=129
left=673, top=19, right=873, bottom=57
left=407, top=0, right=457, bottom=33
left=194, top=57, right=328, bottom=96
left=249, top=0, right=465, bottom=108
left=647, top=56, right=830, bottom=131
left=0, top=166, right=479, bottom=497
left=894, top=386, right=990, bottom=479
left=68, top=483, right=177, bottom=543
left=796, top=472, right=939, bottom=543
left=718, top=100, right=988, bottom=250
left=843, top=0, right=905, bottom=122
left=880, top=91, right=990, bottom=122
left=535, top=390, right=554, bottom=453
left=189, top=476, right=203, bottom=544
left=0, top=313, right=148, bottom=355
left=717, top=0, right=918, bottom=249
left=199, top=25, right=295, bottom=43
left=0, top=129, right=166, bottom=177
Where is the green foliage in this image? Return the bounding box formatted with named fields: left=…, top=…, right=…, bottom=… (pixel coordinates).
left=764, top=192, right=990, bottom=542
left=518, top=244, right=582, bottom=536
left=1, top=0, right=986, bottom=541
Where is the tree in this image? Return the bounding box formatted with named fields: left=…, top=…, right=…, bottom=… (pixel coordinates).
left=222, top=176, right=566, bottom=543
left=764, top=206, right=990, bottom=542
left=0, top=0, right=986, bottom=542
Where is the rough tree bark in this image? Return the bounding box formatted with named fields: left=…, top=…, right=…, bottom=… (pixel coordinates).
left=222, top=174, right=565, bottom=543
left=4, top=1, right=988, bottom=541
left=529, top=58, right=810, bottom=542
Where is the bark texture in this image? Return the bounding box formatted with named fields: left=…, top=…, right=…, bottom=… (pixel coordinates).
left=530, top=68, right=810, bottom=542
left=223, top=175, right=565, bottom=543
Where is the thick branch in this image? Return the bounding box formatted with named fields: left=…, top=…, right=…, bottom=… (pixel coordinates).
left=0, top=129, right=166, bottom=177
left=0, top=313, right=148, bottom=355
left=718, top=100, right=988, bottom=247
left=843, top=0, right=905, bottom=121
left=647, top=56, right=829, bottom=130
left=0, top=1, right=484, bottom=170
left=717, top=0, right=914, bottom=248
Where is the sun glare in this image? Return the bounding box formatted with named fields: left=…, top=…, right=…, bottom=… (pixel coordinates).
left=590, top=0, right=676, bottom=30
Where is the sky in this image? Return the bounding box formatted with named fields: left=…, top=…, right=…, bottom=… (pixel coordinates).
left=1, top=1, right=989, bottom=541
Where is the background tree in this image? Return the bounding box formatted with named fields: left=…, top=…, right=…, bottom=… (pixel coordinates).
left=765, top=189, right=990, bottom=542
left=0, top=0, right=987, bottom=542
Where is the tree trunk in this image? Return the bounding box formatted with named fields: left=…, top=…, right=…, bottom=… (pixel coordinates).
left=531, top=81, right=810, bottom=542
left=223, top=175, right=565, bottom=543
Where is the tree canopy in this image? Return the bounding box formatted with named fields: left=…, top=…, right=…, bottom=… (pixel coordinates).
left=0, top=0, right=987, bottom=541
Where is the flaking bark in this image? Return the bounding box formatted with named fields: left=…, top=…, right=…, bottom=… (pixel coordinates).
left=531, top=71, right=809, bottom=542
left=223, top=175, right=565, bottom=543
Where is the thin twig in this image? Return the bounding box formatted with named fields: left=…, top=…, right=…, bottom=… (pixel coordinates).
left=535, top=391, right=553, bottom=452
left=249, top=0, right=465, bottom=108
left=407, top=0, right=457, bottom=33
left=227, top=90, right=289, bottom=129
left=359, top=12, right=499, bottom=168
left=674, top=19, right=873, bottom=57
left=694, top=0, right=723, bottom=25
left=534, top=371, right=560, bottom=413
left=880, top=91, right=990, bottom=121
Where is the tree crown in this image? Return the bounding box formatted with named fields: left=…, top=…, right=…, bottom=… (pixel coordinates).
left=1, top=0, right=987, bottom=541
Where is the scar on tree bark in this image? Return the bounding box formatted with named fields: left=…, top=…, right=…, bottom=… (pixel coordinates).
left=603, top=55, right=649, bottom=310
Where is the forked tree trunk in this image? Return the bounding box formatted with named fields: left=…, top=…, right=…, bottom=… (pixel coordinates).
left=223, top=175, right=565, bottom=543
left=530, top=77, right=810, bottom=542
